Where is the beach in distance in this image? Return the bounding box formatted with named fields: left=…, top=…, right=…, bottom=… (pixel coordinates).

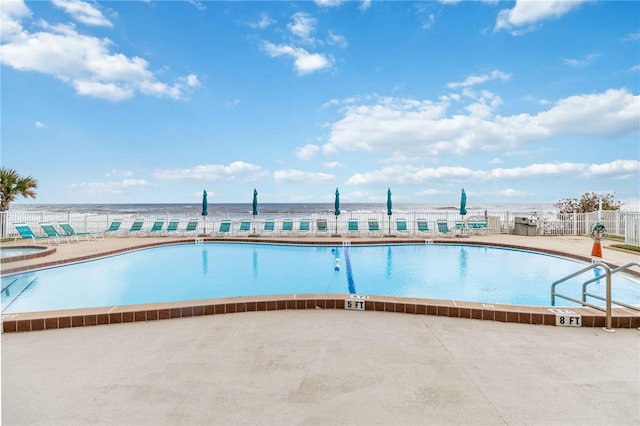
left=10, top=202, right=561, bottom=219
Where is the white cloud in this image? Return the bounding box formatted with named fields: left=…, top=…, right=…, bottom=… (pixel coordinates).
left=0, top=0, right=31, bottom=39
left=345, top=160, right=640, bottom=186
left=248, top=12, right=274, bottom=30
left=562, top=53, right=598, bottom=67
left=52, top=0, right=112, bottom=27
left=359, top=0, right=371, bottom=11
left=105, top=169, right=133, bottom=178
left=0, top=3, right=199, bottom=101
left=154, top=161, right=262, bottom=181
left=324, top=161, right=344, bottom=169
left=288, top=12, right=317, bottom=43
left=447, top=70, right=511, bottom=89
left=496, top=0, right=586, bottom=33
left=296, top=144, right=320, bottom=160
left=315, top=0, right=344, bottom=7
left=327, top=30, right=348, bottom=48
left=34, top=121, right=47, bottom=128
left=261, top=41, right=333, bottom=75
left=325, top=89, right=639, bottom=160
left=273, top=169, right=336, bottom=183
left=68, top=179, right=150, bottom=194
left=498, top=189, right=532, bottom=198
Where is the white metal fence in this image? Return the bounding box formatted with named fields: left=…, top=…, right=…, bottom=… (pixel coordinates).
left=1, top=209, right=637, bottom=244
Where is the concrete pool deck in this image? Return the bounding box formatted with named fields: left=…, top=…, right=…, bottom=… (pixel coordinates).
left=1, top=234, right=639, bottom=424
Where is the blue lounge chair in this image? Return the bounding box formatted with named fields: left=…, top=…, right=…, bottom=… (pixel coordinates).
left=59, top=222, right=103, bottom=241
left=12, top=222, right=49, bottom=245
left=236, top=220, right=252, bottom=235
left=455, top=221, right=470, bottom=237
left=416, top=219, right=433, bottom=236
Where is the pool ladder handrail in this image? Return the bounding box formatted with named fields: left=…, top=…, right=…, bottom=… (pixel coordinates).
left=582, top=262, right=640, bottom=312
left=551, top=262, right=614, bottom=331
left=551, top=261, right=640, bottom=331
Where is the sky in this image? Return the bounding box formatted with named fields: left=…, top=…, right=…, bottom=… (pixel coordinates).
left=1, top=0, right=639, bottom=207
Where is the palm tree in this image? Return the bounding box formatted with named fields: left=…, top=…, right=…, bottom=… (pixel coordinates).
left=0, top=167, right=38, bottom=211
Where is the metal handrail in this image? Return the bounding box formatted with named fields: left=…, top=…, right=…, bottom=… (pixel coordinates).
left=582, top=262, right=640, bottom=312
left=551, top=262, right=613, bottom=331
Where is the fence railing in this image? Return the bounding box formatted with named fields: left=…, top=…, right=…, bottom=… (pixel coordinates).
left=1, top=209, right=636, bottom=244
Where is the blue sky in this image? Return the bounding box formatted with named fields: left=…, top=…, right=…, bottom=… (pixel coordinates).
left=1, top=0, right=639, bottom=207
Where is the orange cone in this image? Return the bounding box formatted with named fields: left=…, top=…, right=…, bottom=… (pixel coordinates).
left=591, top=229, right=603, bottom=258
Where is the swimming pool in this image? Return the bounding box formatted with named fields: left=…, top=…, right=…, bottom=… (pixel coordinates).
left=1, top=243, right=638, bottom=314
left=0, top=247, right=47, bottom=259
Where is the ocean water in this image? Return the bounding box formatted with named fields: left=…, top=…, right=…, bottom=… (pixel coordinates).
left=9, top=202, right=557, bottom=219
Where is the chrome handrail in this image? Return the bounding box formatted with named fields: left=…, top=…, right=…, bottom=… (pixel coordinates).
left=551, top=262, right=613, bottom=331
left=582, top=262, right=640, bottom=312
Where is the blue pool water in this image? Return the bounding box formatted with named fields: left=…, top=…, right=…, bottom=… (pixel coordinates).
left=1, top=243, right=638, bottom=313
left=0, top=247, right=46, bottom=259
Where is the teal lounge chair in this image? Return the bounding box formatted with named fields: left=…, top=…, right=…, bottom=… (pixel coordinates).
left=59, top=222, right=103, bottom=241
left=127, top=219, right=145, bottom=236
left=147, top=219, right=165, bottom=236
left=263, top=219, right=275, bottom=234
left=416, top=219, right=433, bottom=236
left=12, top=222, right=49, bottom=245
left=436, top=220, right=455, bottom=237
left=367, top=219, right=381, bottom=236
left=104, top=220, right=123, bottom=237
left=181, top=219, right=199, bottom=236
left=316, top=219, right=329, bottom=234
left=236, top=220, right=252, bottom=235
left=348, top=219, right=360, bottom=236
left=165, top=219, right=180, bottom=236
left=395, top=218, right=410, bottom=236
left=455, top=221, right=470, bottom=237
left=297, top=219, right=311, bottom=236
left=40, top=222, right=70, bottom=244
left=215, top=220, right=232, bottom=236
left=280, top=219, right=294, bottom=236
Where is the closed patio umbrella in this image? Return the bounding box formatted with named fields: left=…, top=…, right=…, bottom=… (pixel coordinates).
left=334, top=188, right=340, bottom=235
left=460, top=188, right=467, bottom=217
left=251, top=188, right=258, bottom=235
left=386, top=188, right=392, bottom=234
left=201, top=190, right=208, bottom=234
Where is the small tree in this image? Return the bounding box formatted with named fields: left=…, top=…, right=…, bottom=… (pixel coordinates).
left=554, top=192, right=622, bottom=214
left=0, top=167, right=38, bottom=211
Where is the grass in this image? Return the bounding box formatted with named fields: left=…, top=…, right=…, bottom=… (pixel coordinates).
left=610, top=244, right=640, bottom=253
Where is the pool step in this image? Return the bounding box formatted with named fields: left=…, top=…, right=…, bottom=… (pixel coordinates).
left=1, top=276, right=38, bottom=313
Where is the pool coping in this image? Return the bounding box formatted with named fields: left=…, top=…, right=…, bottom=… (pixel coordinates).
left=0, top=245, right=56, bottom=264
left=2, top=237, right=639, bottom=332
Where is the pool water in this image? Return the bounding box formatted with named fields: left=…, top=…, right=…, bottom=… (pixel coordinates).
left=0, top=247, right=46, bottom=259
left=1, top=243, right=638, bottom=314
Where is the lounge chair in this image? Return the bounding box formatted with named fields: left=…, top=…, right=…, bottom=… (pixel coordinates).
left=347, top=219, right=360, bottom=236
left=12, top=222, right=50, bottom=245
left=367, top=218, right=381, bottom=236
left=127, top=219, right=145, bottom=236
left=280, top=219, right=294, bottom=236
left=236, top=219, right=252, bottom=235
left=436, top=220, right=455, bottom=237
left=215, top=220, right=231, bottom=236
left=416, top=219, right=433, bottom=236
left=476, top=220, right=493, bottom=234
left=58, top=222, right=103, bottom=241
left=395, top=218, right=410, bottom=236
left=455, top=221, right=470, bottom=237
left=181, top=219, right=199, bottom=236
left=262, top=219, right=275, bottom=234
left=316, top=219, right=329, bottom=235
left=147, top=219, right=165, bottom=237
left=104, top=220, right=123, bottom=237
left=297, top=219, right=311, bottom=236
left=40, top=222, right=73, bottom=244
left=165, top=219, right=180, bottom=236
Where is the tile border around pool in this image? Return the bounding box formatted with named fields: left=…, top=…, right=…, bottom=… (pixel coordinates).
left=2, top=238, right=639, bottom=332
